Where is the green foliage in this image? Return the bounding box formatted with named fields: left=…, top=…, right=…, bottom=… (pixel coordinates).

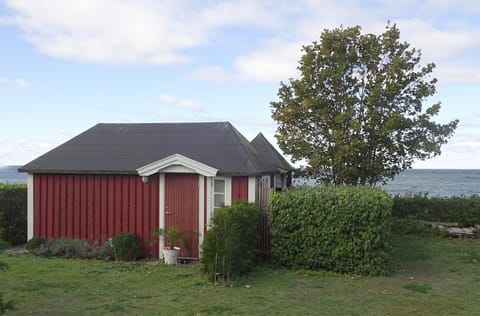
left=0, top=184, right=27, bottom=245
left=151, top=224, right=198, bottom=250
left=392, top=218, right=450, bottom=237
left=28, top=238, right=112, bottom=259
left=26, top=236, right=46, bottom=252
left=393, top=194, right=480, bottom=226
left=201, top=202, right=261, bottom=283
left=0, top=239, right=9, bottom=252
left=270, top=186, right=392, bottom=275
left=271, top=23, right=458, bottom=185
left=111, top=232, right=143, bottom=261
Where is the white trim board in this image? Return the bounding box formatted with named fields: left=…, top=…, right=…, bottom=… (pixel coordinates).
left=159, top=173, right=165, bottom=259
left=27, top=174, right=34, bottom=240
left=248, top=176, right=256, bottom=203
left=137, top=154, right=218, bottom=177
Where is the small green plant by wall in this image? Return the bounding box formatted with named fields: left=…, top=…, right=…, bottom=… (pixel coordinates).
left=201, top=202, right=261, bottom=283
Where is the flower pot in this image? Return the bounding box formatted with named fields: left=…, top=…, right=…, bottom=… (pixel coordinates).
left=163, top=247, right=180, bottom=265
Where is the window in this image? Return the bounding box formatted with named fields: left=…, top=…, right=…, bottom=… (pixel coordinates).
left=213, top=178, right=225, bottom=210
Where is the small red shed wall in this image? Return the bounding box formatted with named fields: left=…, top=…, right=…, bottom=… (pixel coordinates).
left=231, top=176, right=249, bottom=202
left=33, top=174, right=160, bottom=257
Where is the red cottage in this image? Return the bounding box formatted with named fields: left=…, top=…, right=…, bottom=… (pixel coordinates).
left=19, top=122, right=292, bottom=259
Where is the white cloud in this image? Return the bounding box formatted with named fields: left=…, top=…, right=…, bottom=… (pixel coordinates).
left=187, top=66, right=236, bottom=84
left=2, top=0, right=287, bottom=65
left=155, top=94, right=204, bottom=111
left=234, top=40, right=302, bottom=82
left=3, top=0, right=480, bottom=86
left=0, top=76, right=31, bottom=88
left=14, top=78, right=31, bottom=88
left=0, top=138, right=57, bottom=165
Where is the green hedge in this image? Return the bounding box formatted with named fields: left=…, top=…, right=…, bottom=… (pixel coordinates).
left=270, top=186, right=392, bottom=276
left=201, top=202, right=261, bottom=282
left=392, top=195, right=480, bottom=227
left=0, top=184, right=27, bottom=245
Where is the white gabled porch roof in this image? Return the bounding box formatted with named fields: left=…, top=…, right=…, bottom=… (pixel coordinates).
left=136, top=153, right=218, bottom=177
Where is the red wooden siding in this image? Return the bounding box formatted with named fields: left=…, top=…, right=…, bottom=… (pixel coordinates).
left=231, top=176, right=249, bottom=202
left=164, top=173, right=199, bottom=258
left=33, top=174, right=160, bottom=257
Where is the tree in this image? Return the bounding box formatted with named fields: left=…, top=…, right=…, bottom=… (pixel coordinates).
left=271, top=23, right=458, bottom=185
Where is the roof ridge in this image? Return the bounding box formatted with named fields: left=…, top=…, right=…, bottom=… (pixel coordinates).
left=226, top=123, right=273, bottom=174
left=251, top=132, right=292, bottom=171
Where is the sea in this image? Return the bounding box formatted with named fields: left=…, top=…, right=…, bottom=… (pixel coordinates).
left=0, top=166, right=27, bottom=185
left=1, top=166, right=479, bottom=197
left=293, top=169, right=480, bottom=197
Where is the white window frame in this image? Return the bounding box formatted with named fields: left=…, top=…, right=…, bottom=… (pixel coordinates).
left=207, top=177, right=232, bottom=227
left=213, top=177, right=227, bottom=210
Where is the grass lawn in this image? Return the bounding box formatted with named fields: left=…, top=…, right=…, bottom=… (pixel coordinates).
left=1, top=234, right=480, bottom=315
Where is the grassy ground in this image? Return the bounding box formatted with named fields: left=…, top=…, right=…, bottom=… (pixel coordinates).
left=1, top=235, right=479, bottom=315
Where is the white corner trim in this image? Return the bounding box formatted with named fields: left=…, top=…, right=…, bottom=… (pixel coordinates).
left=198, top=175, right=205, bottom=255
left=159, top=173, right=165, bottom=259
left=225, top=177, right=232, bottom=206
left=27, top=174, right=34, bottom=240
left=137, top=154, right=218, bottom=177
left=248, top=176, right=256, bottom=203
left=206, top=177, right=212, bottom=227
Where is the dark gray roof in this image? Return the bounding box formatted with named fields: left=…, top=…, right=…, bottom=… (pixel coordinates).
left=19, top=122, right=286, bottom=176
left=251, top=133, right=293, bottom=172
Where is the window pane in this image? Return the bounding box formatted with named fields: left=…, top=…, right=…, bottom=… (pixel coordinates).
left=214, top=179, right=225, bottom=193
left=214, top=193, right=225, bottom=207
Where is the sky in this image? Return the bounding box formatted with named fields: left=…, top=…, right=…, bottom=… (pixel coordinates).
left=0, top=0, right=479, bottom=169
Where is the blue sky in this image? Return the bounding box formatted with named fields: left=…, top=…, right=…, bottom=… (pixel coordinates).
left=1, top=0, right=479, bottom=168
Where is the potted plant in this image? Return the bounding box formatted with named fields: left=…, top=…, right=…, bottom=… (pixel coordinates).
left=151, top=225, right=198, bottom=265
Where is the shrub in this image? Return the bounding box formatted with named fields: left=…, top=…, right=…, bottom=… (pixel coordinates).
left=111, top=232, right=143, bottom=261
left=0, top=184, right=27, bottom=245
left=26, top=236, right=46, bottom=252
left=392, top=195, right=480, bottom=226
left=201, top=202, right=261, bottom=282
left=28, top=238, right=112, bottom=260
left=270, top=186, right=392, bottom=276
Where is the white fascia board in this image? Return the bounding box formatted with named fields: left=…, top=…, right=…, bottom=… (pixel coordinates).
left=137, top=153, right=218, bottom=177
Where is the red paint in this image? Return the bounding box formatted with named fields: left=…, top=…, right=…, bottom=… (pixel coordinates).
left=164, top=173, right=199, bottom=258
left=232, top=176, right=249, bottom=202
left=33, top=174, right=160, bottom=257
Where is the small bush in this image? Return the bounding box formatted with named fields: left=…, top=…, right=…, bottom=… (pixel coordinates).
left=392, top=195, right=480, bottom=226
left=26, top=236, right=46, bottom=252
left=270, top=186, right=392, bottom=276
left=111, top=232, right=143, bottom=261
left=201, top=202, right=261, bottom=283
left=0, top=184, right=27, bottom=245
